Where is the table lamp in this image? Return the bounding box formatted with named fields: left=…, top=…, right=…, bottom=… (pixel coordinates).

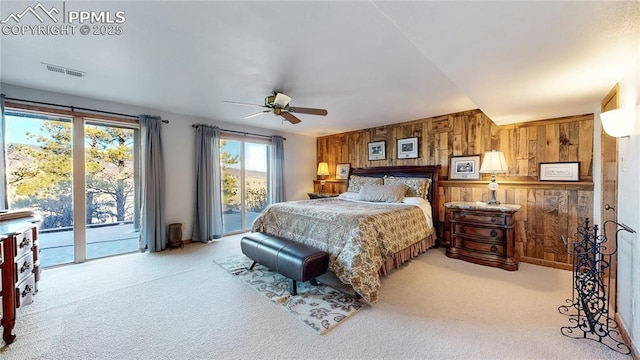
left=479, top=150, right=508, bottom=205
left=317, top=162, right=329, bottom=192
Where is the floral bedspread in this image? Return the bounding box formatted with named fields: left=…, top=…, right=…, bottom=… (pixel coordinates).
left=251, top=198, right=433, bottom=303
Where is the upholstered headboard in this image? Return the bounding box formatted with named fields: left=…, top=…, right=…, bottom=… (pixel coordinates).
left=349, top=165, right=441, bottom=227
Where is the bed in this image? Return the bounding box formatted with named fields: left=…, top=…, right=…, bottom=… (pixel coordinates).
left=251, top=165, right=441, bottom=303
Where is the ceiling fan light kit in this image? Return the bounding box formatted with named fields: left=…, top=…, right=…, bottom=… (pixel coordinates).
left=226, top=92, right=327, bottom=125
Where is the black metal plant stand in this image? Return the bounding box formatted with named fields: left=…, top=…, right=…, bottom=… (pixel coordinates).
left=558, top=218, right=636, bottom=355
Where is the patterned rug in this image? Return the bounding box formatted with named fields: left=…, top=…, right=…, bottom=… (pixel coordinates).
left=214, top=254, right=366, bottom=335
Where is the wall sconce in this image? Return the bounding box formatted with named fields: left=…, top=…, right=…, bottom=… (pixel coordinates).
left=479, top=150, right=508, bottom=205
left=600, top=108, right=634, bottom=138
left=316, top=162, right=329, bottom=192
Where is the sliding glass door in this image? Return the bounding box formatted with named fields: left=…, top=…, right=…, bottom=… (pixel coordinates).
left=3, top=109, right=140, bottom=267
left=221, top=138, right=270, bottom=234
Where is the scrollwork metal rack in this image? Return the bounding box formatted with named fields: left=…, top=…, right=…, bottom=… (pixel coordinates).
left=559, top=218, right=636, bottom=355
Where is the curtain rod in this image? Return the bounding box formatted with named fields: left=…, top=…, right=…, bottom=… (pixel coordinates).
left=191, top=124, right=286, bottom=140
left=3, top=96, right=169, bottom=123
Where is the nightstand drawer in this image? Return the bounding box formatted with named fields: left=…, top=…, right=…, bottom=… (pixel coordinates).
left=455, top=236, right=505, bottom=256
left=454, top=224, right=504, bottom=239
left=453, top=211, right=506, bottom=226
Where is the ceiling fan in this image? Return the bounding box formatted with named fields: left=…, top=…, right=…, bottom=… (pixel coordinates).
left=224, top=92, right=328, bottom=124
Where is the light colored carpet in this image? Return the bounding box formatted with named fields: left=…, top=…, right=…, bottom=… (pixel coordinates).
left=214, top=254, right=366, bottom=334
left=0, top=233, right=630, bottom=359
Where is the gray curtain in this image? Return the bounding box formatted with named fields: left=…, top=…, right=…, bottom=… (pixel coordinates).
left=0, top=94, right=7, bottom=209
left=193, top=125, right=223, bottom=241
left=271, top=135, right=285, bottom=203
left=139, top=115, right=167, bottom=252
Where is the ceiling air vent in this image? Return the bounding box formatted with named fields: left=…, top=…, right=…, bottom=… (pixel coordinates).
left=41, top=62, right=86, bottom=78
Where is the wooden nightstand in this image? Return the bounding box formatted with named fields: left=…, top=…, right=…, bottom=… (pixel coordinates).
left=445, top=201, right=520, bottom=271
left=307, top=192, right=339, bottom=199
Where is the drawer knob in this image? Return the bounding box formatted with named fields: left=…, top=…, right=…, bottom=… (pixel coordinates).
left=20, top=261, right=32, bottom=273
left=22, top=284, right=33, bottom=298
left=19, top=237, right=32, bottom=249
left=491, top=217, right=497, bottom=223
left=491, top=245, right=498, bottom=253
left=459, top=226, right=466, bottom=233
left=490, top=230, right=498, bottom=237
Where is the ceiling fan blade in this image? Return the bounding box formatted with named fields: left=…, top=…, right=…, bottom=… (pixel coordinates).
left=244, top=110, right=270, bottom=119
left=287, top=106, right=328, bottom=116
left=281, top=111, right=302, bottom=124
left=223, top=100, right=267, bottom=108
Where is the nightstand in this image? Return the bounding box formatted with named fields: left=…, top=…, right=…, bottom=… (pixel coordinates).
left=445, top=201, right=521, bottom=271
left=307, top=192, right=339, bottom=199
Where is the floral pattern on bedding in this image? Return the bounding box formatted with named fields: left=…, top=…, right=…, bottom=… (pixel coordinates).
left=251, top=198, right=433, bottom=304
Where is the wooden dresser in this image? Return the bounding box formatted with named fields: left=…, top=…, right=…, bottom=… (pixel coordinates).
left=1, top=216, right=40, bottom=345
left=445, top=201, right=520, bottom=271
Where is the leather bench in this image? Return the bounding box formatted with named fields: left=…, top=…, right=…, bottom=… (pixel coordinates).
left=240, top=232, right=330, bottom=295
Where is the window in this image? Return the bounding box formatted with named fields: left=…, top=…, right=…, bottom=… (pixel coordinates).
left=2, top=106, right=140, bottom=267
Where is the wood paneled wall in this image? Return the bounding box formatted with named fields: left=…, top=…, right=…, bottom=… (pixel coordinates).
left=317, top=109, right=595, bottom=269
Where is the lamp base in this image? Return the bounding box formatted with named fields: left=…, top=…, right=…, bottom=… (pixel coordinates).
left=487, top=190, right=500, bottom=205
left=487, top=176, right=500, bottom=205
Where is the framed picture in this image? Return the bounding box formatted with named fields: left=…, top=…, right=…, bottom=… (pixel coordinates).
left=368, top=141, right=386, bottom=161
left=449, top=155, right=481, bottom=180
left=336, top=163, right=350, bottom=179
left=539, top=162, right=580, bottom=181
left=397, top=137, right=418, bottom=159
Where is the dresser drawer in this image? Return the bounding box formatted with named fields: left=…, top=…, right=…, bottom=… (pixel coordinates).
left=452, top=211, right=506, bottom=226
left=453, top=224, right=504, bottom=239
left=15, top=252, right=34, bottom=284
left=16, top=274, right=36, bottom=308
left=455, top=236, right=505, bottom=256
left=15, top=229, right=34, bottom=259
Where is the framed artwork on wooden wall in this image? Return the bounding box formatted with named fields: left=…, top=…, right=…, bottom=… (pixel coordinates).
left=539, top=162, right=580, bottom=181
left=368, top=141, right=386, bottom=161
left=397, top=137, right=418, bottom=159
left=449, top=155, right=481, bottom=180
left=336, top=163, right=350, bottom=179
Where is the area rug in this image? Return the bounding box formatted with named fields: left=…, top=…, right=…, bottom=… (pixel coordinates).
left=214, top=254, right=366, bottom=335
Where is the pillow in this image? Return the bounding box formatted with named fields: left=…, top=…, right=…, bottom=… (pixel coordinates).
left=338, top=192, right=360, bottom=200
left=357, top=184, right=406, bottom=203
left=383, top=176, right=432, bottom=198
left=402, top=197, right=429, bottom=205
left=347, top=175, right=383, bottom=193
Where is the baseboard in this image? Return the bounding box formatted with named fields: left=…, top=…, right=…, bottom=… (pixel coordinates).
left=615, top=312, right=639, bottom=359
left=520, top=256, right=572, bottom=271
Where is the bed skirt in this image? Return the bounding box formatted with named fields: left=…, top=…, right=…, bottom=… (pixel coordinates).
left=378, top=232, right=436, bottom=276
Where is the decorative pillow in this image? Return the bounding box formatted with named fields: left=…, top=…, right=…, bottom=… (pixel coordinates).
left=338, top=192, right=360, bottom=200
left=357, top=184, right=406, bottom=203
left=383, top=176, right=432, bottom=198
left=347, top=175, right=383, bottom=193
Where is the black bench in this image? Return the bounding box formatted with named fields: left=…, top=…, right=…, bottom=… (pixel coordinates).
left=240, top=232, right=330, bottom=296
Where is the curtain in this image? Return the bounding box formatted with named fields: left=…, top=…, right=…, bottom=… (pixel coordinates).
left=192, top=125, right=223, bottom=242
left=139, top=115, right=167, bottom=252
left=0, top=94, right=7, bottom=209
left=271, top=135, right=285, bottom=203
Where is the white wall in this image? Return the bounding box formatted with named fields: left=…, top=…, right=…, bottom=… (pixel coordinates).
left=1, top=83, right=317, bottom=240
left=614, top=58, right=640, bottom=353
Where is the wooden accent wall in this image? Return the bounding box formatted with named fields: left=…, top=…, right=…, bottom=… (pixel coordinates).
left=317, top=109, right=595, bottom=270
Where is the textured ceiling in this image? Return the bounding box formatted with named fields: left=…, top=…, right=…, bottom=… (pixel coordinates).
left=1, top=1, right=638, bottom=137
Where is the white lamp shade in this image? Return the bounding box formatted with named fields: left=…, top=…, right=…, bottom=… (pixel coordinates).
left=479, top=151, right=508, bottom=173
left=317, top=162, right=329, bottom=176
left=600, top=108, right=634, bottom=137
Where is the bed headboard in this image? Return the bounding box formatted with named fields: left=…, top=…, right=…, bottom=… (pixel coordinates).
left=349, top=165, right=441, bottom=224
